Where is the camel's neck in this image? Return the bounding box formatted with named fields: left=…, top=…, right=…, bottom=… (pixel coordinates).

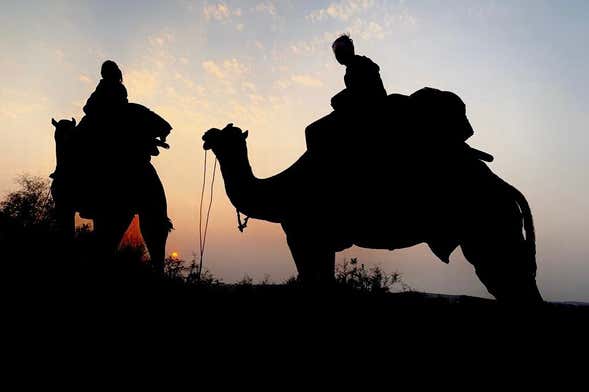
left=215, top=144, right=286, bottom=223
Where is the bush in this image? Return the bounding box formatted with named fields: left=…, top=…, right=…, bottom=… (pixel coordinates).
left=0, top=175, right=55, bottom=229
left=335, top=258, right=410, bottom=294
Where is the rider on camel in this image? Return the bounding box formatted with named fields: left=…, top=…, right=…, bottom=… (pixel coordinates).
left=83, top=60, right=128, bottom=117
left=305, top=34, right=387, bottom=160
left=330, top=34, right=387, bottom=112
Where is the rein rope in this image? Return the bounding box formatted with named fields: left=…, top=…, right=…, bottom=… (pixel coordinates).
left=198, top=148, right=251, bottom=279
left=198, top=150, right=217, bottom=280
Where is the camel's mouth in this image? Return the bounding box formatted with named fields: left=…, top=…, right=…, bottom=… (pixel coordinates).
left=202, top=128, right=220, bottom=150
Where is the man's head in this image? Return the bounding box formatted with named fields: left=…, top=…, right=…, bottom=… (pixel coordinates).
left=332, top=34, right=355, bottom=65
left=101, top=60, right=123, bottom=82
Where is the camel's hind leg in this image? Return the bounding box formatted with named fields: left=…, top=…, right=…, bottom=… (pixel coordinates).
left=461, top=235, right=542, bottom=304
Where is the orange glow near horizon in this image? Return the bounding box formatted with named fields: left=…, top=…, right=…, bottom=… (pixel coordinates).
left=119, top=215, right=143, bottom=249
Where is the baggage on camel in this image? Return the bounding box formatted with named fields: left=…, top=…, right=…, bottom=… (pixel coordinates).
left=305, top=87, right=493, bottom=165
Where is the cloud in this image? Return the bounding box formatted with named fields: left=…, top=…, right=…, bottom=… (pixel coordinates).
left=290, top=74, right=323, bottom=88
left=202, top=58, right=248, bottom=80
left=0, top=88, right=49, bottom=122
left=203, top=2, right=242, bottom=22
left=254, top=1, right=277, bottom=16
left=222, top=58, right=247, bottom=77
left=307, top=0, right=375, bottom=22
left=149, top=31, right=174, bottom=47
left=305, top=0, right=417, bottom=33
left=203, top=2, right=231, bottom=21
left=287, top=31, right=337, bottom=56
left=125, top=69, right=158, bottom=100
left=241, top=81, right=256, bottom=92
left=78, top=74, right=93, bottom=85
left=202, top=60, right=225, bottom=79
left=273, top=79, right=290, bottom=89
left=348, top=19, right=386, bottom=40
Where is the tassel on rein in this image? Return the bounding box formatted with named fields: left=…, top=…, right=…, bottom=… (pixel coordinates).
left=237, top=209, right=250, bottom=232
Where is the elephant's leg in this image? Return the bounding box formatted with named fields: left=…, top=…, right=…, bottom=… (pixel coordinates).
left=285, top=229, right=335, bottom=286
left=461, top=237, right=542, bottom=304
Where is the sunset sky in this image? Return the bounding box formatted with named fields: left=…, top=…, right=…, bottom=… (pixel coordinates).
left=1, top=0, right=588, bottom=301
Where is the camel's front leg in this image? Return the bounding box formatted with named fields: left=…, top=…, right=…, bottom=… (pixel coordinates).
left=285, top=227, right=335, bottom=286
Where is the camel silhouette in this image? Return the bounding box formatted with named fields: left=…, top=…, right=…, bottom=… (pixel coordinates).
left=50, top=104, right=172, bottom=272
left=202, top=119, right=543, bottom=303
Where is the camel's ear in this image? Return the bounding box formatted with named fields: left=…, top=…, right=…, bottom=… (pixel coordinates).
left=242, top=130, right=249, bottom=139
left=51, top=118, right=58, bottom=127
left=71, top=117, right=76, bottom=127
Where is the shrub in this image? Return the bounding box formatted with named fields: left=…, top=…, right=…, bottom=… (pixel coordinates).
left=335, top=258, right=410, bottom=294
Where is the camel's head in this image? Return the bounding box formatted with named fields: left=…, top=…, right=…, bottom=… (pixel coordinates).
left=51, top=117, right=77, bottom=144
left=202, top=123, right=248, bottom=157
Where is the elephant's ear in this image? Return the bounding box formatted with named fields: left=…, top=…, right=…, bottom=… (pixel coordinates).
left=242, top=130, right=249, bottom=139
left=51, top=118, right=58, bottom=127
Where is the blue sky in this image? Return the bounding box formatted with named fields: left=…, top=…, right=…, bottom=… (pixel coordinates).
left=1, top=0, right=588, bottom=300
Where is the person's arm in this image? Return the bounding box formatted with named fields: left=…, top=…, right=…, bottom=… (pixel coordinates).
left=83, top=90, right=98, bottom=115
left=119, top=83, right=129, bottom=104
